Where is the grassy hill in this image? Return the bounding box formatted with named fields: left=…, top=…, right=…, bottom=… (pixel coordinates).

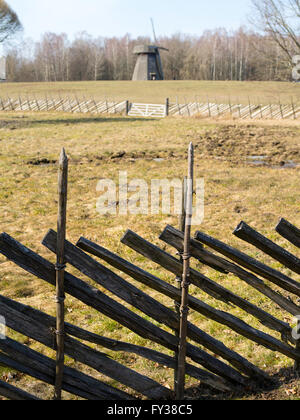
left=1, top=80, right=300, bottom=105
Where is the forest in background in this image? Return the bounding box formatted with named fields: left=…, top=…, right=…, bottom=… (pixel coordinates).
left=3, top=28, right=298, bottom=83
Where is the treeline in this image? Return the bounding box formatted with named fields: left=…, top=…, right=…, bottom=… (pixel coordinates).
left=5, top=28, right=296, bottom=82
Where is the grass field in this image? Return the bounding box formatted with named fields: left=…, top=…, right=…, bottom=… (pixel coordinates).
left=0, top=81, right=300, bottom=400
left=1, top=80, right=300, bottom=105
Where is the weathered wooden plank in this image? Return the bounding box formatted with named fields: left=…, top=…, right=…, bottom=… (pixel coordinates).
left=43, top=230, right=269, bottom=382
left=0, top=233, right=246, bottom=386
left=0, top=379, right=40, bottom=401
left=121, top=233, right=236, bottom=307
left=78, top=231, right=295, bottom=363
left=195, top=231, right=300, bottom=298
left=160, top=225, right=298, bottom=323
left=234, top=221, right=300, bottom=276
left=0, top=297, right=169, bottom=400
left=121, top=230, right=300, bottom=361
left=0, top=354, right=92, bottom=401
left=276, top=219, right=300, bottom=250
left=0, top=339, right=127, bottom=400
left=0, top=293, right=232, bottom=393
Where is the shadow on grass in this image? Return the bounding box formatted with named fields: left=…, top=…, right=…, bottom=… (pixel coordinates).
left=0, top=116, right=158, bottom=129
left=186, top=367, right=300, bottom=400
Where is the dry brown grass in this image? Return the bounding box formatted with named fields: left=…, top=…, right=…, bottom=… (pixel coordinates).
left=1, top=80, right=300, bottom=105
left=0, top=110, right=300, bottom=399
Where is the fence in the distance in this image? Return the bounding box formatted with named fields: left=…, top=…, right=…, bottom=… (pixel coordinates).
left=0, top=96, right=127, bottom=115
left=0, top=95, right=300, bottom=120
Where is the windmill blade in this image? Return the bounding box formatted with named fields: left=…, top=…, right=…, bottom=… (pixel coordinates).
left=151, top=18, right=158, bottom=44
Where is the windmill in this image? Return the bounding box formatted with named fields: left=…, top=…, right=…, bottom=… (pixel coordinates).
left=132, top=19, right=168, bottom=81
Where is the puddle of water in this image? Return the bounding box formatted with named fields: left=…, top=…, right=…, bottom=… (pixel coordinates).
left=247, top=156, right=267, bottom=160
left=246, top=156, right=299, bottom=169
left=246, top=156, right=267, bottom=166
left=275, top=161, right=299, bottom=169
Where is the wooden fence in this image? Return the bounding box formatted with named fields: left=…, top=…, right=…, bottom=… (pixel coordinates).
left=170, top=101, right=300, bottom=120
left=0, top=95, right=300, bottom=120
left=0, top=96, right=127, bottom=115
left=0, top=151, right=300, bottom=400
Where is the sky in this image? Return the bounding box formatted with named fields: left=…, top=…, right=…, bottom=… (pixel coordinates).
left=7, top=0, right=252, bottom=42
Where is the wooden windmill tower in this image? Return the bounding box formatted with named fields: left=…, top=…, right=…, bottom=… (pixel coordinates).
left=132, top=19, right=168, bottom=81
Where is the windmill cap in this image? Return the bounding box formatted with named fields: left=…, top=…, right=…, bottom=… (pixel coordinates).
left=133, top=45, right=168, bottom=54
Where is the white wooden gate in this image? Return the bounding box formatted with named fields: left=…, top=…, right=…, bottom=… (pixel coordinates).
left=128, top=103, right=166, bottom=118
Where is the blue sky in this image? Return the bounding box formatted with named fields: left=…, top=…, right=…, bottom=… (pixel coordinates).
left=8, top=0, right=252, bottom=41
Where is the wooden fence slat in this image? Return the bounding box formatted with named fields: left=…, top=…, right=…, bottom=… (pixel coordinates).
left=0, top=293, right=232, bottom=393
left=0, top=379, right=40, bottom=401
left=276, top=219, right=300, bottom=250
left=0, top=335, right=131, bottom=400
left=161, top=225, right=300, bottom=319
left=78, top=232, right=293, bottom=342
left=0, top=297, right=170, bottom=400
left=0, top=232, right=246, bottom=386
left=43, top=230, right=270, bottom=382
left=195, top=231, right=300, bottom=298
left=164, top=226, right=295, bottom=330
left=120, top=230, right=300, bottom=362
left=234, top=221, right=300, bottom=276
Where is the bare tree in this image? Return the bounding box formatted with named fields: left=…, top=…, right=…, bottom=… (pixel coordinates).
left=4, top=28, right=294, bottom=82
left=0, top=0, right=22, bottom=43
left=250, top=0, right=300, bottom=61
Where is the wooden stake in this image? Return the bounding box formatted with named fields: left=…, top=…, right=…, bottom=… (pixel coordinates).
left=229, top=95, right=232, bottom=117
left=165, top=98, right=170, bottom=117
left=291, top=97, right=296, bottom=120
left=174, top=177, right=187, bottom=392
left=295, top=319, right=300, bottom=373
left=176, top=144, right=194, bottom=400
left=248, top=96, right=252, bottom=119
left=54, top=148, right=68, bottom=400
left=206, top=96, right=211, bottom=118
left=279, top=98, right=283, bottom=119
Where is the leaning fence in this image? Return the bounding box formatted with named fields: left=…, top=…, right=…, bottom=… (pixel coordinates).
left=0, top=148, right=300, bottom=400
left=0, top=95, right=300, bottom=120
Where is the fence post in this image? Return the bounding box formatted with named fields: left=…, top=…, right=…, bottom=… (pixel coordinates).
left=279, top=98, right=283, bottom=119
left=291, top=97, right=296, bottom=120
left=228, top=96, right=232, bottom=117
left=176, top=143, right=194, bottom=400
left=295, top=319, right=300, bottom=373
left=165, top=98, right=169, bottom=117
left=269, top=102, right=273, bottom=119
left=174, top=177, right=187, bottom=393
left=248, top=97, right=252, bottom=119
left=176, top=96, right=181, bottom=116
left=258, top=97, right=263, bottom=119
left=215, top=97, right=220, bottom=117
left=54, top=148, right=68, bottom=400
left=125, top=100, right=130, bottom=116
left=18, top=95, right=22, bottom=111
left=207, top=96, right=211, bottom=118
